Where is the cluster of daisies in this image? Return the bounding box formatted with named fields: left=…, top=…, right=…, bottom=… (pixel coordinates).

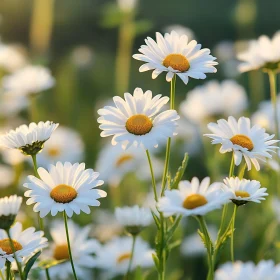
left=0, top=13, right=280, bottom=280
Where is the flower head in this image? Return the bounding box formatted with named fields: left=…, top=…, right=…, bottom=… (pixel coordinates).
left=0, top=121, right=59, bottom=156
left=204, top=116, right=279, bottom=171
left=157, top=177, right=230, bottom=217
left=133, top=31, right=217, bottom=84
left=24, top=162, right=107, bottom=217
left=97, top=87, right=179, bottom=150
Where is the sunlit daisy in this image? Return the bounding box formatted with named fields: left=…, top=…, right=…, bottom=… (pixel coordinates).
left=95, top=236, right=153, bottom=278
left=180, top=80, right=248, bottom=124
left=204, top=116, right=279, bottom=171
left=237, top=31, right=280, bottom=72
left=0, top=121, right=59, bottom=156
left=2, top=65, right=55, bottom=95
left=97, top=87, right=179, bottom=150
left=157, top=177, right=230, bottom=217
left=24, top=161, right=107, bottom=217
left=36, top=126, right=85, bottom=168
left=42, top=220, right=100, bottom=280
left=133, top=31, right=217, bottom=84
left=222, top=177, right=268, bottom=206
left=0, top=195, right=22, bottom=230
left=0, top=222, right=48, bottom=267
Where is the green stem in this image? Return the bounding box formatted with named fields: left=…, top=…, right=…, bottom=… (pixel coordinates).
left=0, top=270, right=4, bottom=280
left=63, top=211, right=78, bottom=280
left=45, top=268, right=51, bottom=280
left=146, top=150, right=158, bottom=202
left=125, top=235, right=137, bottom=279
left=230, top=205, right=238, bottom=262
left=6, top=230, right=24, bottom=280
left=6, top=262, right=11, bottom=280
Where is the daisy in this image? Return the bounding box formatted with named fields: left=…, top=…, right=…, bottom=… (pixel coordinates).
left=238, top=31, right=280, bottom=72
left=97, top=87, right=179, bottom=150
left=115, top=205, right=152, bottom=234
left=132, top=31, right=217, bottom=84
left=36, top=126, right=85, bottom=168
left=157, top=177, right=230, bottom=217
left=180, top=80, right=248, bottom=124
left=24, top=161, right=107, bottom=218
left=0, top=121, right=59, bottom=156
left=0, top=222, right=48, bottom=268
left=204, top=116, right=279, bottom=171
left=95, top=236, right=153, bottom=278
left=0, top=164, right=14, bottom=189
left=2, top=65, right=55, bottom=95
left=0, top=195, right=22, bottom=230
left=42, top=220, right=100, bottom=280
left=223, top=177, right=268, bottom=206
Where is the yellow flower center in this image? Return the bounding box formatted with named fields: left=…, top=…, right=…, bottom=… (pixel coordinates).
left=230, top=134, right=254, bottom=151
left=53, top=244, right=70, bottom=260
left=163, top=54, right=190, bottom=72
left=0, top=239, right=22, bottom=254
left=47, top=147, right=60, bottom=157
left=235, top=191, right=250, bottom=198
left=117, top=252, right=131, bottom=263
left=115, top=154, right=134, bottom=167
left=50, top=184, right=77, bottom=203
left=183, top=194, right=208, bottom=209
left=125, top=114, right=153, bottom=135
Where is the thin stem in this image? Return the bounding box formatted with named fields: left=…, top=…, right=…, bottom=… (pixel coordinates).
left=6, top=262, right=11, bottom=280
left=45, top=268, right=51, bottom=280
left=125, top=235, right=137, bottom=279
left=146, top=150, right=158, bottom=202
left=230, top=205, right=238, bottom=262
left=6, top=230, right=24, bottom=280
left=63, top=211, right=78, bottom=280
left=0, top=270, right=4, bottom=280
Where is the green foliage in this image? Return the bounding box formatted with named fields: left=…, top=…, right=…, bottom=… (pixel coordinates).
left=23, top=251, right=41, bottom=280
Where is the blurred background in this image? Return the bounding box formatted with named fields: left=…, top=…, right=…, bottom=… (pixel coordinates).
left=0, top=0, right=280, bottom=279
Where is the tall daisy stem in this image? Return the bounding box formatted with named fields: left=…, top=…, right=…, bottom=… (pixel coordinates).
left=0, top=270, right=4, bottom=280
left=146, top=150, right=158, bottom=202
left=125, top=235, right=137, bottom=279
left=6, top=262, right=11, bottom=280
left=230, top=204, right=238, bottom=262
left=6, top=230, right=24, bottom=280
left=63, top=211, right=78, bottom=280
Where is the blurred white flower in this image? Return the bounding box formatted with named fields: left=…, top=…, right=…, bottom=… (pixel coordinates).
left=71, top=45, right=94, bottom=68
left=164, top=25, right=195, bottom=41
left=117, top=0, right=138, bottom=12
left=2, top=65, right=55, bottom=95
left=180, top=80, right=248, bottom=124
left=181, top=225, right=217, bottom=257
left=95, top=236, right=154, bottom=278
left=37, top=126, right=84, bottom=168
left=0, top=164, right=14, bottom=188
left=1, top=149, right=26, bottom=166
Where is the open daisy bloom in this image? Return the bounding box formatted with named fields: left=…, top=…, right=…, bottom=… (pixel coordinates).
left=0, top=222, right=48, bottom=269
left=43, top=220, right=100, bottom=280
left=24, top=161, right=107, bottom=217
left=157, top=177, right=230, bottom=217
left=223, top=177, right=268, bottom=206
left=238, top=31, right=280, bottom=72
left=0, top=121, right=59, bottom=156
left=97, top=87, right=179, bottom=150
left=0, top=195, right=22, bottom=230
left=204, top=116, right=279, bottom=171
left=133, top=31, right=218, bottom=84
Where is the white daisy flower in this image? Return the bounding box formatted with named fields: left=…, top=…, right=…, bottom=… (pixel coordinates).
left=36, top=126, right=84, bottom=168
left=238, top=31, right=280, bottom=72
left=0, top=121, right=59, bottom=156
left=180, top=80, right=248, bottom=124
left=0, top=164, right=14, bottom=189
left=215, top=260, right=280, bottom=280
left=2, top=65, right=55, bottom=95
left=0, top=222, right=48, bottom=268
left=95, top=143, right=163, bottom=187
left=222, top=177, right=268, bottom=206
left=133, top=31, right=218, bottom=84
left=24, top=161, right=107, bottom=218
left=42, top=220, right=100, bottom=280
left=95, top=236, right=153, bottom=278
left=97, top=87, right=179, bottom=150
left=115, top=205, right=152, bottom=234
left=204, top=116, right=279, bottom=171
left=164, top=25, right=195, bottom=41
left=157, top=177, right=230, bottom=217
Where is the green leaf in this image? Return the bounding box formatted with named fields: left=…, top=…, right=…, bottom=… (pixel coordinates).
left=166, top=215, right=182, bottom=243
left=37, top=259, right=67, bottom=269
left=152, top=253, right=160, bottom=271
left=134, top=20, right=153, bottom=35
left=100, top=3, right=123, bottom=28
left=197, top=229, right=207, bottom=248
left=171, top=153, right=189, bottom=189
left=168, top=239, right=182, bottom=251
left=23, top=251, right=41, bottom=280
left=151, top=210, right=160, bottom=229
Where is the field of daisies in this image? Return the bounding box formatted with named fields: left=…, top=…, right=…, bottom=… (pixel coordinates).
left=1, top=0, right=280, bottom=279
